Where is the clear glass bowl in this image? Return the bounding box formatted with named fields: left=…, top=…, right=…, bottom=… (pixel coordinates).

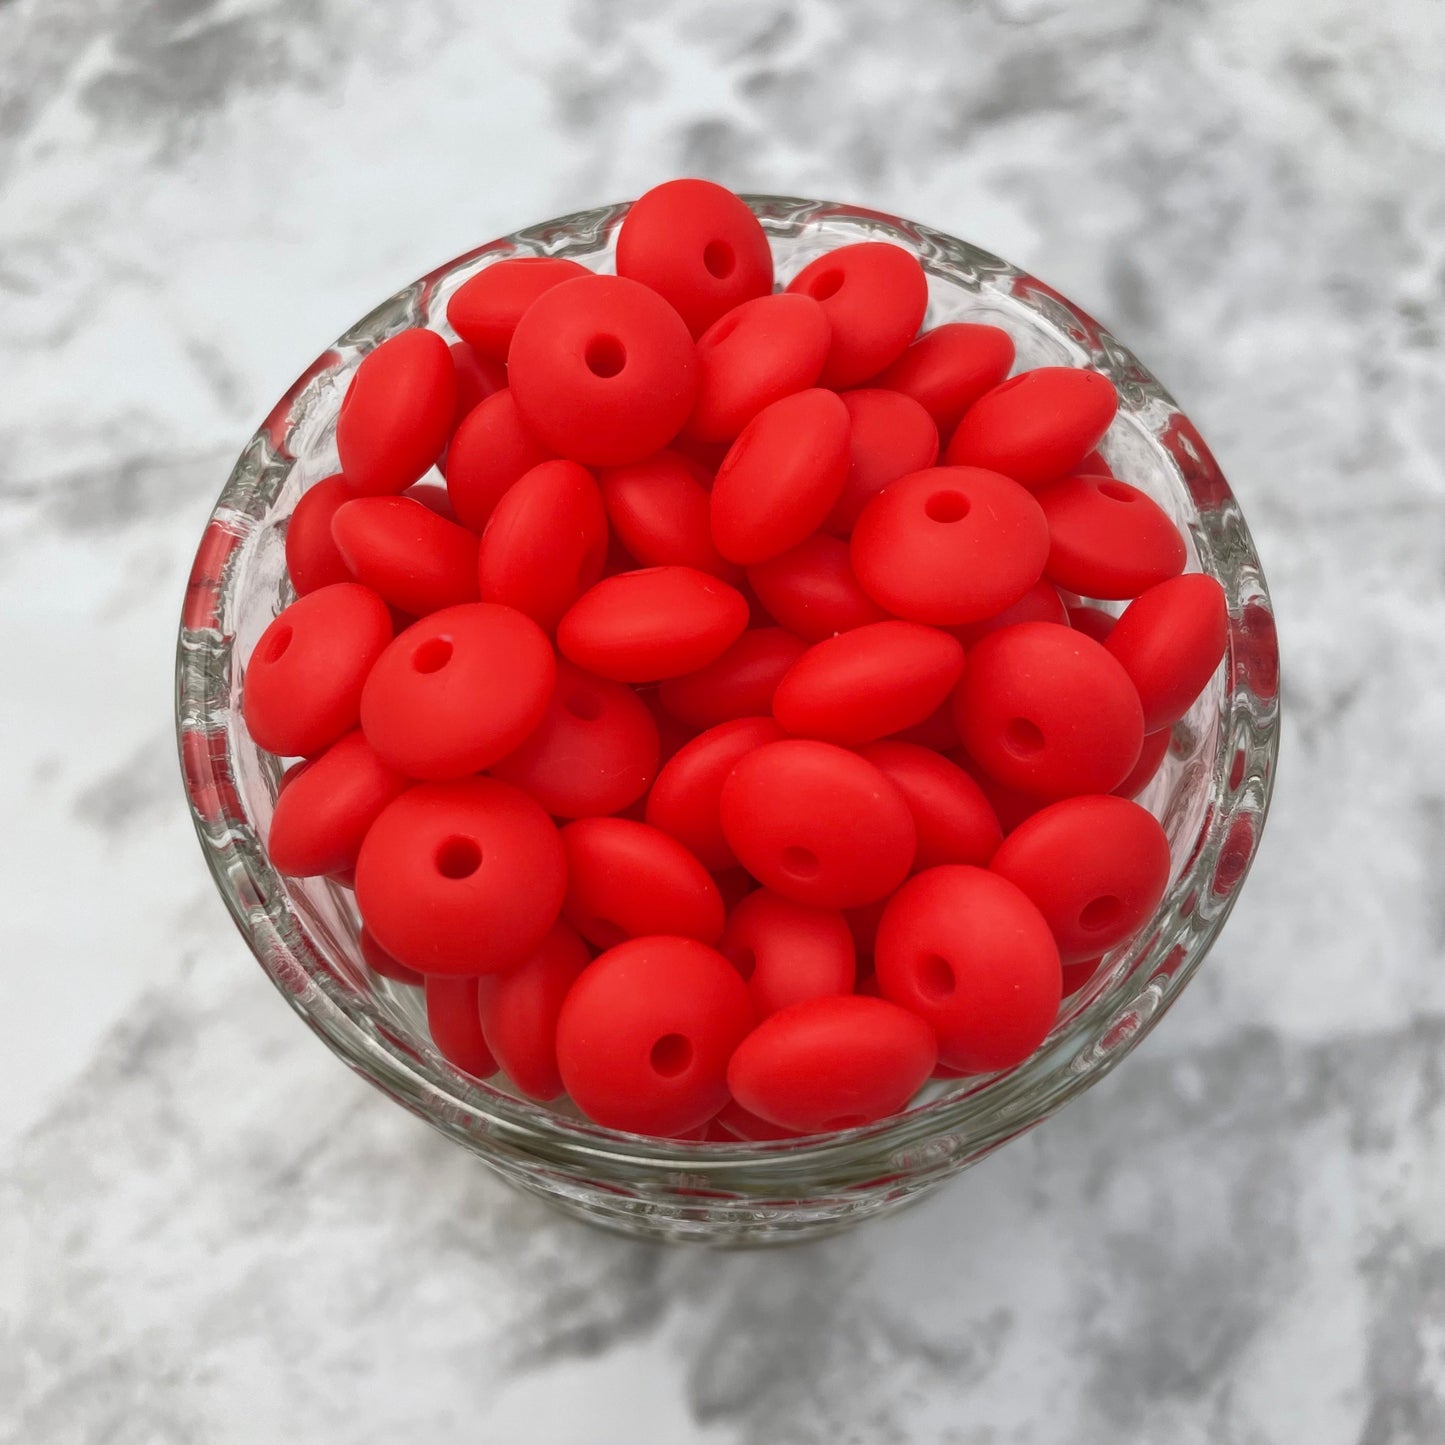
left=176, top=197, right=1279, bottom=1246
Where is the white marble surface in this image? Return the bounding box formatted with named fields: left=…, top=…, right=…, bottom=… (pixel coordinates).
left=2, top=1, right=1444, bottom=1440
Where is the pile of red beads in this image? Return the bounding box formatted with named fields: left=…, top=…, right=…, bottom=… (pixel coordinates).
left=247, top=179, right=1229, bottom=1140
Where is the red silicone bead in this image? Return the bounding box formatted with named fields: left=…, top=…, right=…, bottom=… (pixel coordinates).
left=714, top=1098, right=803, bottom=1141
left=857, top=741, right=1003, bottom=868
left=719, top=739, right=916, bottom=907
left=991, top=794, right=1170, bottom=963
left=1068, top=605, right=1117, bottom=643
left=825, top=388, right=939, bottom=534
left=658, top=627, right=808, bottom=730
left=851, top=466, right=1049, bottom=625
left=953, top=579, right=1068, bottom=647
left=615, top=178, right=773, bottom=338
left=710, top=389, right=851, bottom=565
left=285, top=475, right=355, bottom=594
left=772, top=620, right=965, bottom=745
left=1061, top=956, right=1106, bottom=997
left=745, top=534, right=889, bottom=642
left=890, top=701, right=961, bottom=751
left=404, top=481, right=459, bottom=522
left=687, top=293, right=830, bottom=442
left=727, top=995, right=936, bottom=1133
left=1037, top=474, right=1187, bottom=600
left=359, top=926, right=424, bottom=986
left=448, top=341, right=507, bottom=430
left=359, top=603, right=555, bottom=780
left=476, top=459, right=608, bottom=631
left=875, top=865, right=1061, bottom=1073
left=446, top=256, right=591, bottom=360
left=785, top=242, right=929, bottom=389
left=598, top=450, right=739, bottom=581
left=244, top=584, right=393, bottom=757
left=355, top=777, right=565, bottom=975
left=443, top=389, right=552, bottom=533
left=509, top=274, right=697, bottom=467
left=1115, top=727, right=1172, bottom=799
left=476, top=920, right=591, bottom=1101
left=953, top=753, right=1052, bottom=834
left=952, top=622, right=1145, bottom=800
left=945, top=367, right=1118, bottom=489
left=719, top=889, right=856, bottom=1018
left=490, top=658, right=658, bottom=818
left=556, top=936, right=755, bottom=1136
left=1105, top=574, right=1228, bottom=730
left=425, top=975, right=497, bottom=1079
left=331, top=495, right=480, bottom=616
left=645, top=717, right=785, bottom=871
left=337, top=328, right=457, bottom=496
left=557, top=566, right=749, bottom=682
left=268, top=731, right=409, bottom=877
left=873, top=322, right=1016, bottom=434
left=561, top=817, right=725, bottom=948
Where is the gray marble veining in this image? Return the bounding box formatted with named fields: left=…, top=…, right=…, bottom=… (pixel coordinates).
left=2, top=1, right=1444, bottom=1440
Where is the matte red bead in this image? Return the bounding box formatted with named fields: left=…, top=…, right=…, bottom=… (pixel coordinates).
left=425, top=975, right=497, bottom=1078
left=1105, top=574, right=1228, bottom=730
left=727, top=995, right=936, bottom=1133
left=448, top=341, right=507, bottom=431
left=952, top=622, right=1145, bottom=800
left=785, top=242, right=929, bottom=389
left=687, top=292, right=830, bottom=442
left=268, top=730, right=409, bottom=877
left=561, top=817, right=725, bottom=948
left=557, top=566, right=749, bottom=682
left=645, top=716, right=785, bottom=871
left=1115, top=727, right=1172, bottom=799
left=719, top=889, right=856, bottom=1018
left=857, top=741, right=1003, bottom=868
left=1061, top=956, right=1106, bottom=997
left=359, top=603, right=555, bottom=780
left=745, top=534, right=889, bottom=642
left=337, top=328, right=456, bottom=495
left=710, top=388, right=851, bottom=565
left=443, top=389, right=552, bottom=533
left=990, top=795, right=1170, bottom=963
left=331, top=495, right=480, bottom=616
left=952, top=752, right=1052, bottom=834
left=945, top=367, right=1118, bottom=489
left=244, top=583, right=393, bottom=758
left=719, top=739, right=916, bottom=907
left=772, top=620, right=965, bottom=745
left=476, top=920, right=591, bottom=1101
left=556, top=936, right=755, bottom=1136
left=476, top=459, right=608, bottom=631
left=875, top=865, right=1061, bottom=1072
left=355, top=777, right=565, bottom=975
left=359, top=926, right=424, bottom=986
left=285, top=475, right=355, bottom=594
left=599, top=450, right=740, bottom=581
left=714, top=1098, right=804, bottom=1141
left=1037, top=474, right=1187, bottom=600
left=851, top=466, right=1049, bottom=625
left=489, top=658, right=658, bottom=818
left=952, top=579, right=1068, bottom=648
left=615, top=178, right=773, bottom=337
left=404, top=481, right=459, bottom=522
left=509, top=274, right=698, bottom=466
left=873, top=322, right=1016, bottom=434
left=1068, top=605, right=1117, bottom=643
left=446, top=255, right=591, bottom=360
left=889, top=701, right=961, bottom=751
left=658, top=627, right=808, bottom=730
left=825, top=388, right=940, bottom=534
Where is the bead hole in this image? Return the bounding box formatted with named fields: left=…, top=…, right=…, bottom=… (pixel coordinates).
left=807, top=268, right=845, bottom=300
left=781, top=845, right=821, bottom=879
left=585, top=335, right=627, bottom=378
left=918, top=952, right=956, bottom=999
left=1098, top=481, right=1136, bottom=502
left=1003, top=718, right=1045, bottom=756
left=413, top=637, right=453, bottom=673
left=564, top=689, right=604, bottom=721
left=925, top=491, right=971, bottom=523
left=703, top=240, right=735, bottom=278
left=435, top=836, right=482, bottom=879
left=261, top=624, right=293, bottom=664
left=650, top=1033, right=693, bottom=1077
left=1079, top=894, right=1124, bottom=931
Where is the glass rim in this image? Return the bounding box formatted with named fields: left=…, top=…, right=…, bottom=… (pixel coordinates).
left=175, top=194, right=1280, bottom=1190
